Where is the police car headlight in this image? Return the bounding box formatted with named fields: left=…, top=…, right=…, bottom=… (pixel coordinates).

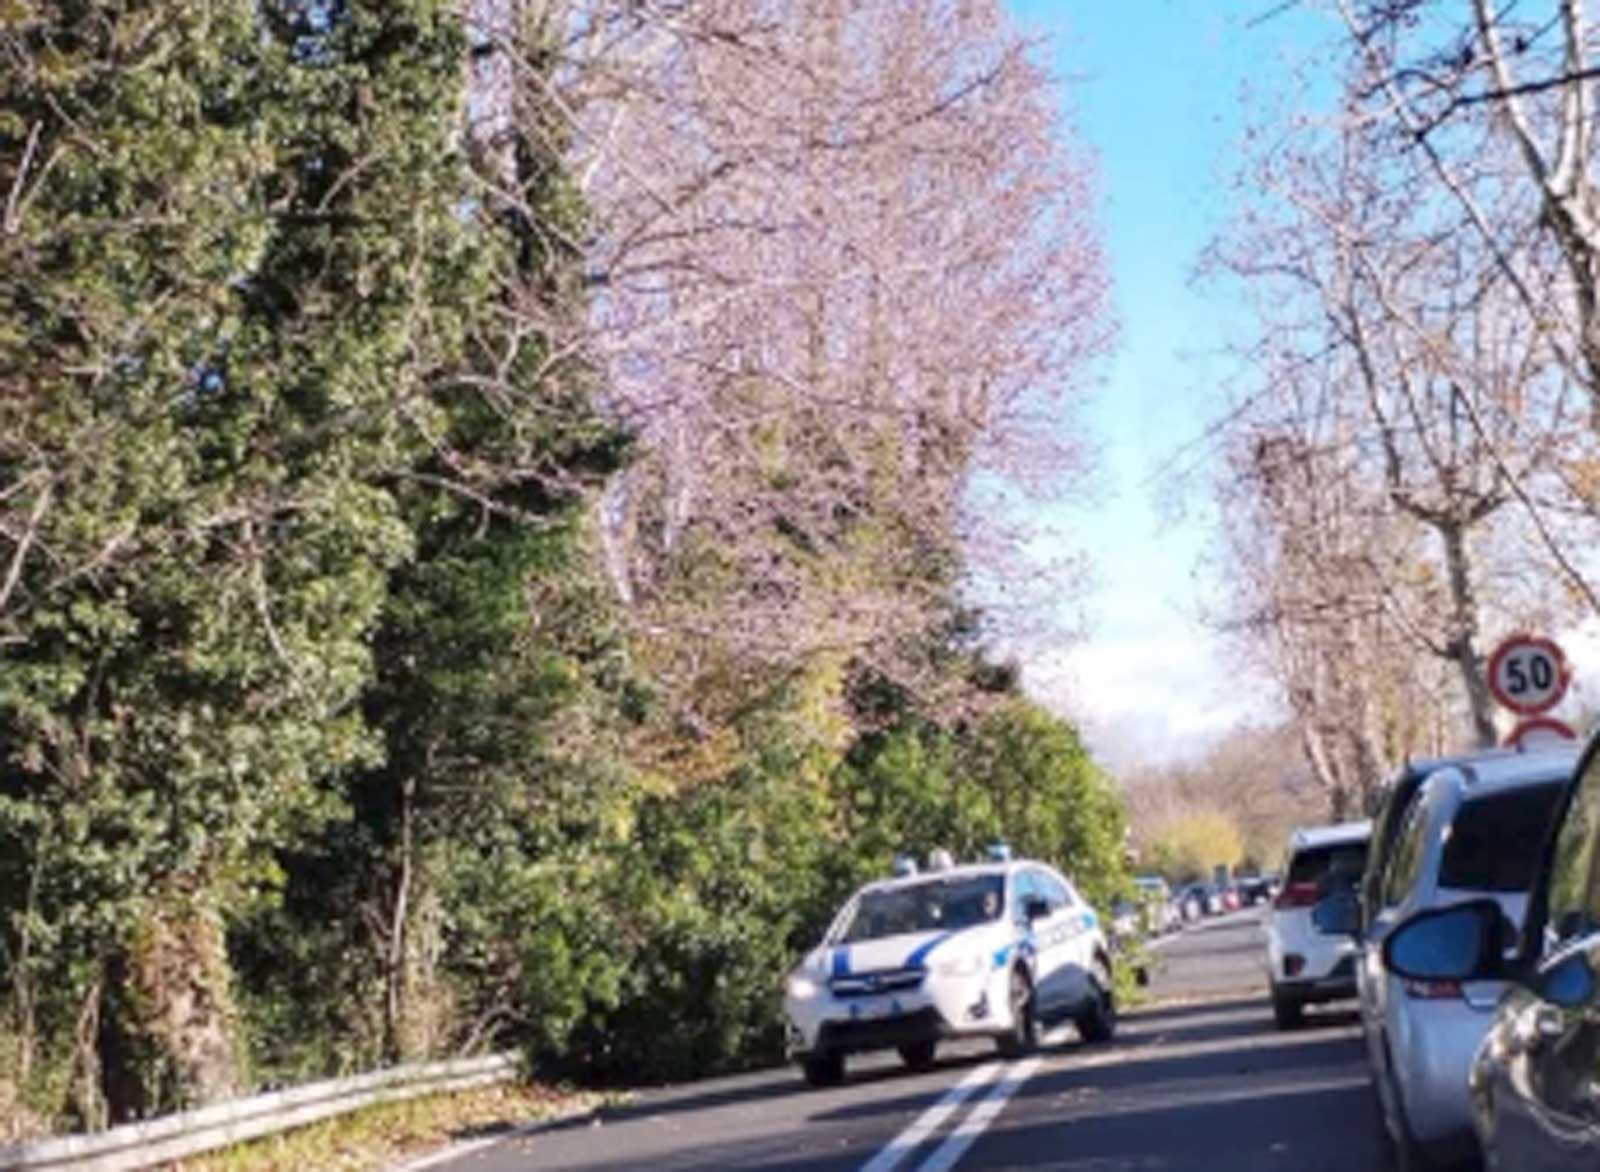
left=785, top=972, right=821, bottom=1000
left=933, top=953, right=986, bottom=978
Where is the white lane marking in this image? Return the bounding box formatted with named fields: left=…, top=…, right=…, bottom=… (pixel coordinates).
left=857, top=1060, right=1003, bottom=1172
left=911, top=1056, right=1041, bottom=1172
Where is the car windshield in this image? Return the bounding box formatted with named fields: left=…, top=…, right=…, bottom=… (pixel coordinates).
left=1439, top=783, right=1565, bottom=893
left=836, top=875, right=1006, bottom=943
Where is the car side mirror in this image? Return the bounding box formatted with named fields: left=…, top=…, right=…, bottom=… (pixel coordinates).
left=1383, top=898, right=1507, bottom=982
left=1311, top=888, right=1361, bottom=938
left=1024, top=896, right=1050, bottom=922
left=1537, top=949, right=1596, bottom=1008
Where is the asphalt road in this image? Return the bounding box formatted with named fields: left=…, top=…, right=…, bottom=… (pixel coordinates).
left=413, top=909, right=1388, bottom=1172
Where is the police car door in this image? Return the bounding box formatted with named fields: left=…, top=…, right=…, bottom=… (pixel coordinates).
left=1042, top=870, right=1096, bottom=1011
left=1010, top=869, right=1053, bottom=1014
left=1025, top=867, right=1073, bottom=1014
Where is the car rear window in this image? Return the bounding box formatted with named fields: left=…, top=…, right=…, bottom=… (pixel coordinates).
left=1287, top=842, right=1367, bottom=890
left=1439, top=783, right=1565, bottom=893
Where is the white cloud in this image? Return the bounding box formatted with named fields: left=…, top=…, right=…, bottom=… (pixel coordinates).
left=1022, top=616, right=1277, bottom=775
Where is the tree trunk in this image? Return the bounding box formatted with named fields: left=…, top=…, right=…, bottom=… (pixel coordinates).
left=1297, top=714, right=1349, bottom=820
left=11, top=853, right=41, bottom=1086
left=99, top=888, right=240, bottom=1122
left=1437, top=519, right=1498, bottom=748
left=1353, top=666, right=1389, bottom=814
left=71, top=975, right=105, bottom=1132
left=384, top=775, right=415, bottom=1063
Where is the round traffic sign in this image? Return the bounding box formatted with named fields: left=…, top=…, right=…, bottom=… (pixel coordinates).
left=1503, top=716, right=1578, bottom=750
left=1487, top=634, right=1571, bottom=716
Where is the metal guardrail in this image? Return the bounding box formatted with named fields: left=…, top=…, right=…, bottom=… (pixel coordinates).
left=0, top=1052, right=519, bottom=1172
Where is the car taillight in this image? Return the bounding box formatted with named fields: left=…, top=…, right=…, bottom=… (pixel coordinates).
left=1275, top=882, right=1320, bottom=909
left=1403, top=979, right=1464, bottom=1000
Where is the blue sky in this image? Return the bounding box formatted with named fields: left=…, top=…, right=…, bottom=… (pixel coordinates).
left=1001, top=1, right=1334, bottom=772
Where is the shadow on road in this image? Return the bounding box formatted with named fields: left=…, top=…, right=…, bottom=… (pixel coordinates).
left=1136, top=1004, right=1359, bottom=1046
left=1122, top=995, right=1262, bottom=1023
left=520, top=995, right=1384, bottom=1172
left=479, top=995, right=1371, bottom=1146
left=538, top=1045, right=1006, bottom=1135
left=807, top=998, right=1366, bottom=1129
left=949, top=1075, right=1380, bottom=1172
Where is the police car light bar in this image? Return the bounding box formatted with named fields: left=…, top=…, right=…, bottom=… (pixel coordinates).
left=986, top=842, right=1012, bottom=862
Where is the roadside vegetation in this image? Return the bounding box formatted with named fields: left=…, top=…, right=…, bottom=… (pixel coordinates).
left=0, top=0, right=1121, bottom=1141
left=164, top=1083, right=611, bottom=1172
left=1121, top=725, right=1318, bottom=882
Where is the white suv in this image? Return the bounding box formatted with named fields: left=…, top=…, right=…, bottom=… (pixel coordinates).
left=1265, top=821, right=1370, bottom=1029
left=782, top=855, right=1115, bottom=1086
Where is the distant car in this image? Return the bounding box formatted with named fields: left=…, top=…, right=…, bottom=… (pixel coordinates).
left=1109, top=898, right=1141, bottom=945
left=782, top=852, right=1116, bottom=1087
left=1361, top=748, right=1575, bottom=1169
left=1179, top=882, right=1219, bottom=918
left=1133, top=876, right=1180, bottom=934
left=1266, top=821, right=1370, bottom=1029
left=1237, top=876, right=1273, bottom=907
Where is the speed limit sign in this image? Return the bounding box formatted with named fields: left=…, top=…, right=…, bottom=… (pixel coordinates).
left=1487, top=634, right=1571, bottom=716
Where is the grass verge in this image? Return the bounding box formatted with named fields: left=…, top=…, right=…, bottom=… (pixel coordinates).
left=156, top=1081, right=616, bottom=1172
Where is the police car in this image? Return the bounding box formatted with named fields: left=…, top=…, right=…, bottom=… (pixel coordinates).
left=782, top=848, right=1116, bottom=1087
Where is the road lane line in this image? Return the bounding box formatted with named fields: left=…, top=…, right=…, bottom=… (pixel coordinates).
left=857, top=1060, right=1003, bottom=1172
left=911, top=1056, right=1042, bottom=1172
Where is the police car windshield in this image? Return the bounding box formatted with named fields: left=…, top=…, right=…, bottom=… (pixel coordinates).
left=837, top=875, right=1004, bottom=943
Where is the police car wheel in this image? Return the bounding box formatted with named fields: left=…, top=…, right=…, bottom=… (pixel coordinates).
left=1077, top=960, right=1116, bottom=1043
left=800, top=1053, right=845, bottom=1088
left=897, top=1040, right=938, bottom=1070
left=996, top=968, right=1037, bottom=1058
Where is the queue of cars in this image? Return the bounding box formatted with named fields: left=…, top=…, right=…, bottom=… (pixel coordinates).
left=1268, top=736, right=1600, bottom=1170
left=1378, top=732, right=1600, bottom=1172
left=777, top=721, right=1600, bottom=1170
left=1172, top=874, right=1278, bottom=921
left=1111, top=876, right=1186, bottom=942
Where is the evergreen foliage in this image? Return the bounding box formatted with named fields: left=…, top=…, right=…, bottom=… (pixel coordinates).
left=0, top=1, right=1123, bottom=1135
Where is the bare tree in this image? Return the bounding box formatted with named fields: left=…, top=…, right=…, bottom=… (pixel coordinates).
left=530, top=0, right=1112, bottom=707
left=1206, top=98, right=1587, bottom=767
left=1212, top=351, right=1422, bottom=812
left=1335, top=0, right=1600, bottom=410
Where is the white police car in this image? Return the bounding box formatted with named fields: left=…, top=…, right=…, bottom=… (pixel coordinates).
left=782, top=849, right=1116, bottom=1086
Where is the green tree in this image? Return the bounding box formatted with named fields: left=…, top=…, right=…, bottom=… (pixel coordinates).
left=225, top=0, right=640, bottom=1078
left=961, top=699, right=1129, bottom=910
left=1146, top=811, right=1246, bottom=883
left=0, top=0, right=489, bottom=1122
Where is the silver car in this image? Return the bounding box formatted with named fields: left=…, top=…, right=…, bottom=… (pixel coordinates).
left=1357, top=748, right=1575, bottom=1169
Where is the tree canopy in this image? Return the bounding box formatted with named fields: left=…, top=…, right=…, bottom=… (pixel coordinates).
left=0, top=0, right=1118, bottom=1135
